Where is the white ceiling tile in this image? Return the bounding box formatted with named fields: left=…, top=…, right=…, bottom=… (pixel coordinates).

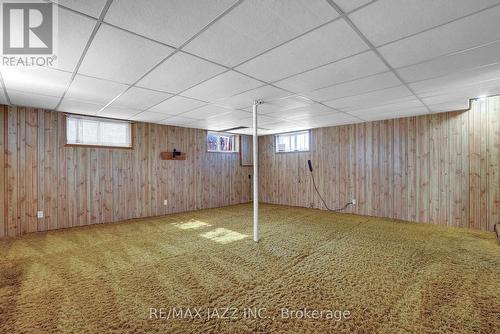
left=299, top=112, right=361, bottom=128
left=206, top=115, right=275, bottom=129
left=184, top=0, right=338, bottom=66
left=217, top=109, right=253, bottom=120
left=350, top=0, right=500, bottom=46
left=183, top=120, right=212, bottom=129
left=361, top=109, right=429, bottom=121
left=110, top=87, right=172, bottom=110
left=58, top=98, right=103, bottom=115
left=211, top=121, right=252, bottom=131
left=78, top=25, right=174, bottom=84
left=305, top=71, right=401, bottom=101
left=427, top=100, right=471, bottom=113
left=266, top=103, right=333, bottom=121
left=137, top=52, right=226, bottom=94
left=160, top=116, right=197, bottom=127
left=334, top=0, right=373, bottom=13
left=97, top=106, right=141, bottom=119
left=55, top=9, right=96, bottom=72
left=256, top=120, right=303, bottom=132
left=8, top=90, right=61, bottom=109
left=361, top=108, right=429, bottom=121
left=2, top=67, right=71, bottom=99
left=129, top=111, right=170, bottom=122
left=397, top=40, right=500, bottom=83
left=236, top=19, right=368, bottom=82
left=409, top=63, right=500, bottom=96
left=416, top=79, right=500, bottom=103
left=274, top=51, right=388, bottom=93
left=52, top=0, right=107, bottom=17
left=216, top=85, right=290, bottom=109
left=65, top=75, right=128, bottom=104
left=182, top=71, right=262, bottom=102
left=227, top=127, right=274, bottom=135
left=180, top=104, right=234, bottom=119
left=249, top=115, right=280, bottom=125
left=193, top=118, right=261, bottom=130
left=246, top=95, right=315, bottom=114
left=325, top=86, right=414, bottom=110
left=378, top=5, right=500, bottom=68
left=105, top=0, right=237, bottom=47
left=148, top=96, right=207, bottom=115
left=420, top=92, right=471, bottom=106
left=348, top=97, right=427, bottom=119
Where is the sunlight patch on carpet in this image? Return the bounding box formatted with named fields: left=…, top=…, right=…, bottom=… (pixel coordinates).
left=172, top=220, right=211, bottom=230
left=200, top=228, right=248, bottom=244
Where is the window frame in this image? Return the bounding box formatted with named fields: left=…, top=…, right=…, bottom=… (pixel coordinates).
left=274, top=130, right=311, bottom=153
left=207, top=131, right=240, bottom=153
left=64, top=114, right=134, bottom=149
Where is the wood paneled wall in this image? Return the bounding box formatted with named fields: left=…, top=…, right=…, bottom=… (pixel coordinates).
left=0, top=105, right=252, bottom=238
left=259, top=98, right=500, bottom=231
left=240, top=135, right=253, bottom=167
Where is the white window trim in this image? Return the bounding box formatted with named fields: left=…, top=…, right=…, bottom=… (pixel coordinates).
left=275, top=130, right=311, bottom=153
left=207, top=131, right=240, bottom=153
left=65, top=115, right=133, bottom=148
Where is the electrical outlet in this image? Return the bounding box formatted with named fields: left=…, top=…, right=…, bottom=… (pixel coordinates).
left=37, top=211, right=44, bottom=219
left=164, top=200, right=168, bottom=206
left=351, top=199, right=357, bottom=206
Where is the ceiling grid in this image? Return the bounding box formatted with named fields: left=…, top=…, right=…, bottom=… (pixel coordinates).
left=0, top=0, right=499, bottom=134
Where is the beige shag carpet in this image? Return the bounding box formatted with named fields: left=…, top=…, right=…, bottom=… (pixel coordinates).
left=1, top=204, right=499, bottom=333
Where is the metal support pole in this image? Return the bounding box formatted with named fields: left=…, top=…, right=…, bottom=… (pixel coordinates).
left=252, top=100, right=262, bottom=242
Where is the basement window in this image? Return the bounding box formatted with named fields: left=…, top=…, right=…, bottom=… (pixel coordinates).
left=275, top=130, right=310, bottom=153
left=66, top=115, right=132, bottom=148
left=207, top=132, right=239, bottom=152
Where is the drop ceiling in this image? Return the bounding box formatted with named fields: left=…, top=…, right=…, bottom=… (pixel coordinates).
left=1, top=0, right=500, bottom=135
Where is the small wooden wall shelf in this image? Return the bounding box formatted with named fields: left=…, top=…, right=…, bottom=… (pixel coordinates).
left=160, top=152, right=186, bottom=160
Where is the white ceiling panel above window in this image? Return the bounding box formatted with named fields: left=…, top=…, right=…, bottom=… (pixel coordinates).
left=129, top=111, right=170, bottom=123
left=97, top=106, right=141, bottom=119
left=8, top=90, right=61, bottom=110
left=109, top=87, right=172, bottom=111
left=148, top=96, right=207, bottom=115
left=64, top=75, right=128, bottom=105
left=58, top=98, right=103, bottom=116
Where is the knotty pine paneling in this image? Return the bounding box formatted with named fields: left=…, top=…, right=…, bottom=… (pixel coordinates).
left=0, top=105, right=252, bottom=238
left=240, top=135, right=253, bottom=166
left=259, top=98, right=500, bottom=232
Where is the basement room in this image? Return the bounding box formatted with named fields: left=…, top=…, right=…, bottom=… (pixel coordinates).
left=0, top=0, right=499, bottom=333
